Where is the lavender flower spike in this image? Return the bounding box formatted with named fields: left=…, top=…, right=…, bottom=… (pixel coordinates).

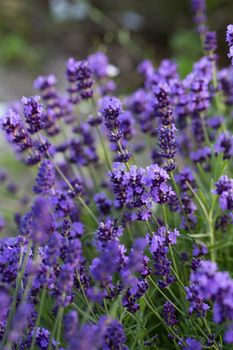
left=226, top=24, right=233, bottom=64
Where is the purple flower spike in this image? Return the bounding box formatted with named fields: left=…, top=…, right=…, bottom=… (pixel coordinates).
left=88, top=51, right=109, bottom=79
left=100, top=96, right=123, bottom=130
left=215, top=175, right=233, bottom=211
left=0, top=289, right=10, bottom=323
left=204, top=31, right=217, bottom=62
left=101, top=318, right=128, bottom=350
left=148, top=226, right=179, bottom=288
left=22, top=95, right=44, bottom=134
left=215, top=132, right=233, bottom=159
left=163, top=301, right=178, bottom=326
left=30, top=196, right=54, bottom=244
left=191, top=0, right=207, bottom=35
left=154, top=86, right=177, bottom=171
left=227, top=24, right=233, bottom=64
left=66, top=58, right=94, bottom=103
left=33, top=159, right=55, bottom=194
left=183, top=337, right=202, bottom=350
left=1, top=109, right=32, bottom=152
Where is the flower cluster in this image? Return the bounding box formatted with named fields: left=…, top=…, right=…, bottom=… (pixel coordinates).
left=190, top=261, right=233, bottom=342
left=226, top=24, right=233, bottom=65
left=0, top=3, right=233, bottom=349
left=100, top=96, right=132, bottom=163
left=214, top=175, right=233, bottom=208
left=109, top=162, right=173, bottom=221
left=191, top=0, right=207, bottom=35
left=148, top=226, right=179, bottom=288
left=66, top=58, right=94, bottom=103
left=154, top=86, right=177, bottom=172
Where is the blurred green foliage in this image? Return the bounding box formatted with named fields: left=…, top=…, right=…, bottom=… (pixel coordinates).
left=0, top=34, right=39, bottom=67
left=170, top=30, right=202, bottom=77
left=0, top=0, right=232, bottom=72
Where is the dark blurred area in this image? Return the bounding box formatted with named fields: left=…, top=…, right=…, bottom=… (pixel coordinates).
left=0, top=0, right=232, bottom=100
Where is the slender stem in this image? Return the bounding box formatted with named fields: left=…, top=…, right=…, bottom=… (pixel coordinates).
left=170, top=173, right=193, bottom=234
left=162, top=205, right=168, bottom=229
left=144, top=293, right=184, bottom=345
left=20, top=245, right=39, bottom=305
left=209, top=215, right=216, bottom=262
left=89, top=164, right=99, bottom=192
left=46, top=151, right=98, bottom=224
left=29, top=285, right=47, bottom=350
left=71, top=302, right=96, bottom=323
left=76, top=273, right=98, bottom=321
left=186, top=181, right=216, bottom=261
left=145, top=220, right=153, bottom=236
left=202, top=318, right=219, bottom=350
left=117, top=140, right=130, bottom=171
left=170, top=266, right=186, bottom=292
left=166, top=287, right=183, bottom=309
left=148, top=276, right=185, bottom=316
left=103, top=298, right=109, bottom=316
left=89, top=99, right=112, bottom=170
left=56, top=307, right=64, bottom=350
left=212, top=59, right=225, bottom=118
left=96, top=125, right=112, bottom=171
left=78, top=197, right=98, bottom=224
left=151, top=213, right=160, bottom=227
left=186, top=182, right=209, bottom=220
left=200, top=112, right=210, bottom=147
left=117, top=205, right=126, bottom=225
left=168, top=235, right=186, bottom=302
left=48, top=306, right=63, bottom=350
left=2, top=241, right=32, bottom=347
left=169, top=245, right=179, bottom=281
left=127, top=224, right=133, bottom=242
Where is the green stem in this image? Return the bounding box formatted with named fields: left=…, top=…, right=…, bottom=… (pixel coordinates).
left=89, top=99, right=112, bottom=170
left=2, top=241, right=32, bottom=347
left=162, top=205, right=168, bottom=229
left=29, top=285, right=47, bottom=350
left=170, top=266, right=186, bottom=292
left=170, top=173, right=193, bottom=234
left=209, top=215, right=216, bottom=262
left=127, top=224, right=133, bottom=242
left=48, top=306, right=63, bottom=350
left=20, top=245, right=39, bottom=305
left=46, top=151, right=98, bottom=224
left=117, top=140, right=130, bottom=171
left=76, top=273, right=98, bottom=321
left=212, top=59, right=225, bottom=118
left=200, top=112, right=210, bottom=147
left=144, top=293, right=184, bottom=346
left=148, top=276, right=185, bottom=316
left=186, top=182, right=216, bottom=261
left=56, top=308, right=64, bottom=350
left=96, top=125, right=112, bottom=171
left=151, top=212, right=160, bottom=228
left=89, top=164, right=99, bottom=192
left=78, top=196, right=98, bottom=224
left=145, top=220, right=153, bottom=236
left=186, top=182, right=209, bottom=220
left=169, top=243, right=187, bottom=305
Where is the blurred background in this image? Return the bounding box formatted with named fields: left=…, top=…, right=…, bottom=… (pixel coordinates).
left=0, top=0, right=232, bottom=101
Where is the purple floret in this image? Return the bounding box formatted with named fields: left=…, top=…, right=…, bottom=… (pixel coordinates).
left=226, top=24, right=233, bottom=64
left=88, top=51, right=109, bottom=79
left=33, top=159, right=55, bottom=194
left=215, top=132, right=233, bottom=159
left=22, top=95, right=44, bottom=134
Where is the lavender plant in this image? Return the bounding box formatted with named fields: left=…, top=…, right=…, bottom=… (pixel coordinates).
left=0, top=1, right=233, bottom=349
